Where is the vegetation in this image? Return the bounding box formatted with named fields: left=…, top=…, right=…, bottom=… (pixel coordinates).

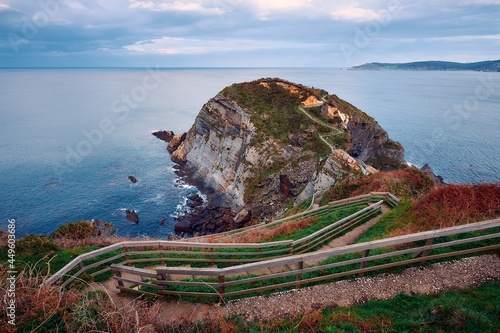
left=326, top=168, right=436, bottom=201
left=394, top=182, right=500, bottom=235
left=222, top=80, right=309, bottom=146
left=219, top=206, right=364, bottom=244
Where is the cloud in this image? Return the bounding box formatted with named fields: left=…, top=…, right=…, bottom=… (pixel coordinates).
left=129, top=0, right=224, bottom=14
left=249, top=0, right=312, bottom=11
left=123, top=36, right=324, bottom=55
left=330, top=6, right=383, bottom=22
left=0, top=0, right=498, bottom=67
left=459, top=0, right=500, bottom=4
left=0, top=4, right=15, bottom=11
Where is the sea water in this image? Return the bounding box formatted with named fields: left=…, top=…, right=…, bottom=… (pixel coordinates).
left=1, top=68, right=498, bottom=237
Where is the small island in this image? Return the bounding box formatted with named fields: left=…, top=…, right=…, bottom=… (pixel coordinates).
left=350, top=59, right=500, bottom=72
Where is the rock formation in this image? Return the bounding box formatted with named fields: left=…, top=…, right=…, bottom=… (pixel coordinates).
left=152, top=130, right=175, bottom=142
left=125, top=209, right=139, bottom=223
left=167, top=133, right=186, bottom=154
left=421, top=163, right=445, bottom=184
left=165, top=78, right=406, bottom=234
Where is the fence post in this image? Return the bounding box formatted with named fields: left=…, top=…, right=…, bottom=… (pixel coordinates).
left=412, top=237, right=435, bottom=259
left=297, top=261, right=304, bottom=289
left=159, top=244, right=165, bottom=265
left=78, top=261, right=88, bottom=278
left=124, top=246, right=130, bottom=265
left=115, top=269, right=124, bottom=289
left=422, top=237, right=434, bottom=259
left=359, top=249, right=370, bottom=277
left=156, top=271, right=168, bottom=292
left=218, top=275, right=226, bottom=302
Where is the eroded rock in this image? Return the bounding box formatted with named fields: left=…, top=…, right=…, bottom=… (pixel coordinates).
left=125, top=209, right=139, bottom=223
left=152, top=130, right=175, bottom=142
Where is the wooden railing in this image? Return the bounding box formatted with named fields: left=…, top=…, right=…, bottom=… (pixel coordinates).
left=111, top=218, right=500, bottom=301
left=44, top=239, right=293, bottom=288
left=44, top=193, right=397, bottom=288
left=291, top=202, right=381, bottom=254
left=196, top=192, right=398, bottom=242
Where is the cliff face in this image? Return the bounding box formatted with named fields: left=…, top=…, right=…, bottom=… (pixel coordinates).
left=172, top=94, right=254, bottom=209
left=168, top=78, right=406, bottom=234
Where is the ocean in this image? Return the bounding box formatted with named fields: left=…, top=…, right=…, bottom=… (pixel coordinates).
left=1, top=68, right=499, bottom=238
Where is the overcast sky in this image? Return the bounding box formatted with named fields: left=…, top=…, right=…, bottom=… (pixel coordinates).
left=1, top=0, right=499, bottom=67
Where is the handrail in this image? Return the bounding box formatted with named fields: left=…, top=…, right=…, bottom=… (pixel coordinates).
left=199, top=192, right=393, bottom=241
left=44, top=192, right=399, bottom=287
left=292, top=201, right=382, bottom=246
left=121, top=217, right=500, bottom=300
left=44, top=239, right=293, bottom=287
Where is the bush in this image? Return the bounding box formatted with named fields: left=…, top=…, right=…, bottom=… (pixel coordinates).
left=410, top=182, right=500, bottom=231
left=328, top=168, right=435, bottom=201
left=50, top=220, right=116, bottom=240
left=16, top=234, right=59, bottom=255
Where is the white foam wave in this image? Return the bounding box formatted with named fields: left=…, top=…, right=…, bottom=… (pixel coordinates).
left=144, top=192, right=166, bottom=205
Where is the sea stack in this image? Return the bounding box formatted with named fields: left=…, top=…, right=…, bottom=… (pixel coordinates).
left=165, top=78, right=406, bottom=235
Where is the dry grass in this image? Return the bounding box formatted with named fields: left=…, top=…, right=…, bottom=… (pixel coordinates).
left=0, top=264, right=165, bottom=332
left=329, top=167, right=436, bottom=200
left=391, top=182, right=500, bottom=236
left=210, top=217, right=316, bottom=243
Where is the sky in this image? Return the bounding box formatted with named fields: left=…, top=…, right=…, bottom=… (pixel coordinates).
left=0, top=0, right=499, bottom=67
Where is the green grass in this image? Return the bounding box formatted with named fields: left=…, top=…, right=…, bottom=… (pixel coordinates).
left=356, top=199, right=412, bottom=243
left=268, top=206, right=365, bottom=242
left=169, top=281, right=500, bottom=332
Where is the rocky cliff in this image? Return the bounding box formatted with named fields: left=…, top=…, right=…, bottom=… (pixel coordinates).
left=165, top=78, right=406, bottom=235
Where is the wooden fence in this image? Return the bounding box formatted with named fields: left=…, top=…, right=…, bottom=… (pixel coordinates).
left=44, top=193, right=394, bottom=288
left=194, top=192, right=398, bottom=242
left=111, top=218, right=500, bottom=301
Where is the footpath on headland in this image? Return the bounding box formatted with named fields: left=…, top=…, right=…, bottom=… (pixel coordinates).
left=81, top=197, right=499, bottom=323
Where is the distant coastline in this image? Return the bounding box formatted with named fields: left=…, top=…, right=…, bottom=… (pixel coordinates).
left=350, top=60, right=500, bottom=72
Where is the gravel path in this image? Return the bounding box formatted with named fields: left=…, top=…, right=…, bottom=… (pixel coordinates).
left=221, top=254, right=500, bottom=322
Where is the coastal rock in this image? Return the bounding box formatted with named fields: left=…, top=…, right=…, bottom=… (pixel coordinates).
left=171, top=143, right=188, bottom=164
left=174, top=220, right=191, bottom=233
left=175, top=206, right=242, bottom=235
left=187, top=194, right=204, bottom=208
left=347, top=119, right=405, bottom=170
left=302, top=95, right=323, bottom=108
left=128, top=175, right=138, bottom=183
left=125, top=209, right=139, bottom=223
left=152, top=130, right=175, bottom=142
left=279, top=174, right=296, bottom=197
left=234, top=208, right=252, bottom=225
left=421, top=163, right=445, bottom=184
left=167, top=133, right=186, bottom=153
left=169, top=78, right=406, bottom=235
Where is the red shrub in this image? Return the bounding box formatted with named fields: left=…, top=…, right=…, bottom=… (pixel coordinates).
left=387, top=182, right=500, bottom=237
left=411, top=182, right=500, bottom=230
left=329, top=167, right=435, bottom=200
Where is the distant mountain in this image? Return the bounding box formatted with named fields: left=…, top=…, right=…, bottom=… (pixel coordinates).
left=350, top=60, right=500, bottom=72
